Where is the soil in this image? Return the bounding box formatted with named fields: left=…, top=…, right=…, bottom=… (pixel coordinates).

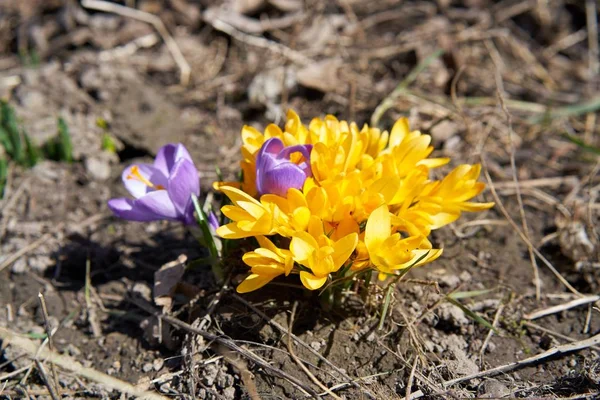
left=1, top=1, right=599, bottom=399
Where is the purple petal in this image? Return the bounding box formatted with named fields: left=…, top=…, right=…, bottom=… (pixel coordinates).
left=167, top=159, right=200, bottom=215
left=261, top=164, right=307, bottom=197
left=107, top=198, right=163, bottom=221
left=122, top=163, right=168, bottom=199
left=136, top=190, right=179, bottom=220
left=256, top=138, right=284, bottom=173
left=277, top=144, right=312, bottom=162
left=154, top=143, right=193, bottom=176
left=256, top=153, right=279, bottom=195
left=208, top=211, right=219, bottom=232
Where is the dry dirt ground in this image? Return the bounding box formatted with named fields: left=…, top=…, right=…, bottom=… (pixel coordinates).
left=1, top=1, right=600, bottom=399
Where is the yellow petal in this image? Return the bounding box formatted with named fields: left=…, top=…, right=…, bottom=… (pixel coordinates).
left=221, top=205, right=250, bottom=222
left=299, top=271, right=328, bottom=290
left=217, top=223, right=252, bottom=239
left=331, top=233, right=358, bottom=271
left=388, top=117, right=410, bottom=149
left=291, top=207, right=311, bottom=231
left=236, top=274, right=276, bottom=293
left=221, top=186, right=261, bottom=207
left=256, top=235, right=277, bottom=253
left=459, top=202, right=495, bottom=211
left=365, top=204, right=391, bottom=252
left=290, top=232, right=317, bottom=263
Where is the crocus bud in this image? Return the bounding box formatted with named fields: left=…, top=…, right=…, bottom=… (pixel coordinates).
left=108, top=143, right=200, bottom=224
left=255, top=138, right=312, bottom=197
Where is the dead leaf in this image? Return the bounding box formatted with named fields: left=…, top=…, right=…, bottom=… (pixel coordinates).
left=296, top=58, right=347, bottom=93
left=154, top=254, right=187, bottom=313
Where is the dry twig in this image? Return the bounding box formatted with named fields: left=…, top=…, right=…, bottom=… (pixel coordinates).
left=524, top=295, right=600, bottom=320
left=443, top=332, right=600, bottom=387
left=487, top=39, right=541, bottom=300
left=81, top=0, right=191, bottom=85
left=287, top=302, right=341, bottom=399
left=0, top=327, right=168, bottom=400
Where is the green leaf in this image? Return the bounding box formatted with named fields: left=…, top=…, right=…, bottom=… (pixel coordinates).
left=445, top=297, right=499, bottom=333
left=57, top=117, right=73, bottom=162
left=0, top=158, right=7, bottom=199
left=1, top=101, right=23, bottom=162
left=23, top=133, right=41, bottom=167
left=447, top=288, right=496, bottom=300
left=101, top=133, right=117, bottom=153
left=562, top=133, right=600, bottom=155
left=191, top=194, right=223, bottom=283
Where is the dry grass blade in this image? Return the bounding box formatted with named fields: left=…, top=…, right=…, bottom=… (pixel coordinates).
left=230, top=293, right=372, bottom=396
left=524, top=295, right=600, bottom=320
left=0, top=327, right=169, bottom=400
left=443, top=332, right=600, bottom=387
left=81, top=0, right=191, bottom=86
left=204, top=14, right=310, bottom=65
left=480, top=155, right=583, bottom=296
left=487, top=39, right=541, bottom=300
left=131, top=299, right=320, bottom=397
left=287, top=302, right=341, bottom=399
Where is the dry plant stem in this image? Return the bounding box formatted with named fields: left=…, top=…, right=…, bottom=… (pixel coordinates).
left=487, top=39, right=541, bottom=300
left=37, top=294, right=60, bottom=396
left=404, top=356, right=419, bottom=400
left=205, top=17, right=310, bottom=65
left=230, top=293, right=365, bottom=392
left=586, top=0, right=599, bottom=76
left=287, top=302, right=341, bottom=400
left=525, top=321, right=600, bottom=352
left=0, top=224, right=62, bottom=273
left=0, top=212, right=108, bottom=273
left=34, top=360, right=59, bottom=400
left=0, top=327, right=168, bottom=400
left=80, top=0, right=191, bottom=86
left=443, top=332, right=600, bottom=387
left=0, top=365, right=33, bottom=382
left=479, top=304, right=504, bottom=367
left=131, top=299, right=320, bottom=398
left=480, top=155, right=582, bottom=296
left=524, top=295, right=600, bottom=320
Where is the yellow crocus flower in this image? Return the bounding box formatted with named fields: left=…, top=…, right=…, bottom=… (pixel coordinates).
left=290, top=218, right=358, bottom=290
left=364, top=204, right=442, bottom=279
left=237, top=236, right=294, bottom=293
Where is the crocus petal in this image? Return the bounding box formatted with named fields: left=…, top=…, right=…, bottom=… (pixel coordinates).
left=136, top=190, right=179, bottom=220
left=365, top=204, right=391, bottom=252
left=260, top=164, right=307, bottom=197
left=331, top=233, right=358, bottom=271
left=154, top=143, right=193, bottom=176
left=237, top=273, right=277, bottom=293
left=290, top=232, right=318, bottom=264
left=208, top=211, right=219, bottom=232
left=167, top=158, right=200, bottom=215
left=122, top=164, right=167, bottom=199
left=299, top=272, right=328, bottom=290
left=107, top=198, right=162, bottom=221
left=278, top=144, right=312, bottom=162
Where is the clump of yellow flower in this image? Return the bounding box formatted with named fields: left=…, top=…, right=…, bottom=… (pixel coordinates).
left=216, top=110, right=494, bottom=293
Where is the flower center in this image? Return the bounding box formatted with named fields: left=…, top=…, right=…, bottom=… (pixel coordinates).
left=289, top=151, right=307, bottom=165
left=126, top=165, right=165, bottom=190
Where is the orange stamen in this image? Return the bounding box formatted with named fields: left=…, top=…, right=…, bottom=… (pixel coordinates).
left=126, top=165, right=165, bottom=190
left=289, top=151, right=307, bottom=165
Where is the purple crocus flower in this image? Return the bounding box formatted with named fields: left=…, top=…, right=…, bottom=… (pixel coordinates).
left=256, top=137, right=312, bottom=197
left=108, top=143, right=199, bottom=225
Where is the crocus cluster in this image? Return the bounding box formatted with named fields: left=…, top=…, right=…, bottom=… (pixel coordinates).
left=216, top=110, right=494, bottom=293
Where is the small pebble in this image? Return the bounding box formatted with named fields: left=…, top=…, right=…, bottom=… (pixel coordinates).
left=142, top=363, right=153, bottom=373
left=153, top=358, right=164, bottom=371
